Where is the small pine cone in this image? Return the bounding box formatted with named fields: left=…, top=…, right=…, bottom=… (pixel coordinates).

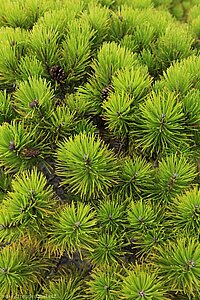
left=49, top=65, right=66, bottom=82
left=30, top=99, right=39, bottom=108
left=21, top=147, right=40, bottom=157
left=102, top=86, right=113, bottom=100
left=9, top=141, right=15, bottom=151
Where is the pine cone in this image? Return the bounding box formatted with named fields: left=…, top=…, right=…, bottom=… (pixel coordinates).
left=49, top=65, right=66, bottom=82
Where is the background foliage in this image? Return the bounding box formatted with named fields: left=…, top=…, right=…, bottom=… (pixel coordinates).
left=0, top=0, right=199, bottom=299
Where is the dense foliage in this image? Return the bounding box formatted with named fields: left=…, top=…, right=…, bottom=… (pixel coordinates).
left=0, top=0, right=199, bottom=299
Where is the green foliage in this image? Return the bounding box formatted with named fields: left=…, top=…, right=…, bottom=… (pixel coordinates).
left=35, top=1, right=84, bottom=34
left=17, top=55, right=46, bottom=81
left=14, top=76, right=54, bottom=121
left=155, top=24, right=194, bottom=70
left=116, top=0, right=153, bottom=9
left=128, top=200, right=158, bottom=232
left=0, top=168, right=55, bottom=242
left=102, top=92, right=134, bottom=137
left=181, top=88, right=200, bottom=152
left=117, top=156, right=152, bottom=198
left=112, top=66, right=152, bottom=103
left=120, top=265, right=167, bottom=299
left=74, top=119, right=98, bottom=135
left=188, top=5, right=200, bottom=49
left=182, top=89, right=200, bottom=129
left=0, top=0, right=43, bottom=29
left=134, top=91, right=187, bottom=156
left=87, top=266, right=122, bottom=300
left=122, top=22, right=156, bottom=53
left=29, top=25, right=61, bottom=69
left=151, top=154, right=197, bottom=202
left=109, top=6, right=173, bottom=45
left=0, top=169, right=12, bottom=200
left=39, top=277, right=83, bottom=300
left=96, top=197, right=127, bottom=232
left=82, top=3, right=111, bottom=48
left=61, top=18, right=95, bottom=85
left=92, top=42, right=137, bottom=85
left=89, top=232, right=124, bottom=266
left=188, top=4, right=200, bottom=21
left=47, top=201, right=97, bottom=256
left=0, top=0, right=199, bottom=298
left=0, top=90, right=14, bottom=124
left=99, top=0, right=115, bottom=7
left=56, top=133, right=118, bottom=198
left=133, top=227, right=167, bottom=258
left=155, top=55, right=200, bottom=96
left=77, top=42, right=138, bottom=114
left=46, top=106, right=75, bottom=143
left=169, top=186, right=200, bottom=237
left=0, top=209, right=24, bottom=243
left=0, top=27, right=28, bottom=87
left=0, top=121, right=48, bottom=172
left=101, top=64, right=152, bottom=137
left=0, top=243, right=47, bottom=299
left=153, top=0, right=172, bottom=7
left=127, top=199, right=166, bottom=256
left=153, top=238, right=200, bottom=297
left=66, top=92, right=92, bottom=116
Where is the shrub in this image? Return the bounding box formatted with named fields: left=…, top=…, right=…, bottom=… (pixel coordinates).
left=56, top=133, right=118, bottom=199
left=169, top=186, right=200, bottom=237
left=0, top=121, right=48, bottom=172
left=47, top=201, right=97, bottom=256
left=87, top=266, right=122, bottom=300
left=88, top=232, right=124, bottom=266
left=120, top=265, right=167, bottom=300
left=96, top=197, right=127, bottom=232
left=133, top=91, right=188, bottom=157
left=39, top=277, right=83, bottom=300
left=153, top=238, right=200, bottom=297
left=117, top=156, right=153, bottom=198
left=151, top=154, right=197, bottom=202
left=0, top=0, right=199, bottom=298
left=0, top=243, right=47, bottom=299
left=0, top=168, right=55, bottom=242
